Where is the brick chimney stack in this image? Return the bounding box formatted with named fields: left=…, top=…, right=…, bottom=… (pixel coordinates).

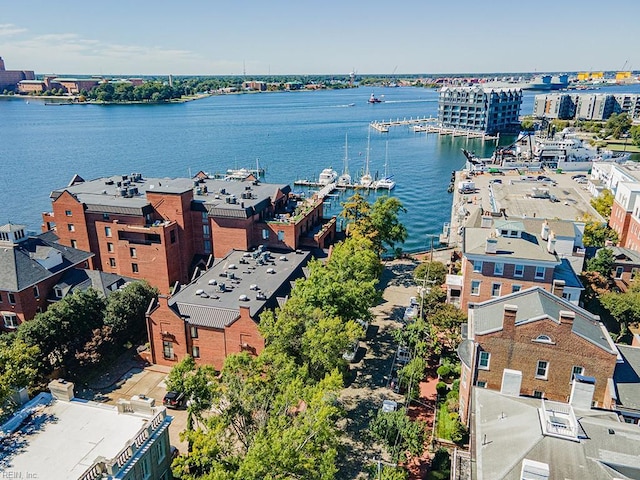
left=559, top=310, right=575, bottom=326
left=503, top=304, right=518, bottom=336
left=552, top=279, right=565, bottom=298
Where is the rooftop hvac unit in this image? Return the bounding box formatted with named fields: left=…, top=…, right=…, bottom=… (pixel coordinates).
left=195, top=289, right=204, bottom=295
left=208, top=279, right=217, bottom=286
left=279, top=256, right=288, bottom=261
left=219, top=188, right=226, bottom=195
left=200, top=292, right=209, bottom=298
left=249, top=284, right=259, bottom=290
left=256, top=292, right=267, bottom=300
left=228, top=272, right=235, bottom=280
left=228, top=264, right=237, bottom=269
left=218, top=282, right=226, bottom=292
left=239, top=294, right=249, bottom=302
left=266, top=268, right=275, bottom=274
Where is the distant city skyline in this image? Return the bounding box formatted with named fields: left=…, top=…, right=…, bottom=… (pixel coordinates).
left=1, top=0, right=639, bottom=76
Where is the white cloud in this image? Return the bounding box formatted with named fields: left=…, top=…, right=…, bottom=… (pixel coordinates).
left=0, top=24, right=27, bottom=36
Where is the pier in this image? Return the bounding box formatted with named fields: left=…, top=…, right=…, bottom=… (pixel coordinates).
left=293, top=180, right=393, bottom=193
left=369, top=117, right=500, bottom=142
left=370, top=116, right=438, bottom=133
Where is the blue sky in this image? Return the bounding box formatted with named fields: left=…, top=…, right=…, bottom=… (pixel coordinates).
left=1, top=0, right=639, bottom=76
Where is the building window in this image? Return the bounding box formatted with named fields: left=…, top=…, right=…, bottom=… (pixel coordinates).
left=514, top=264, right=524, bottom=277
left=105, top=226, right=112, bottom=237
left=532, top=390, right=544, bottom=399
left=109, top=258, right=116, bottom=267
left=70, top=239, right=77, bottom=249
left=0, top=293, right=2, bottom=303
left=8, top=293, right=16, bottom=305
left=535, top=266, right=545, bottom=280
left=107, top=242, right=114, bottom=253
left=615, top=267, right=624, bottom=279
left=132, top=263, right=139, bottom=273
left=54, top=287, right=63, bottom=298
left=170, top=230, right=176, bottom=244
left=494, top=262, right=504, bottom=276
left=3, top=314, right=18, bottom=329
left=478, top=351, right=490, bottom=370
left=190, top=326, right=198, bottom=338
left=491, top=283, right=501, bottom=297
left=473, top=260, right=483, bottom=273
left=534, top=334, right=554, bottom=344
left=156, top=438, right=166, bottom=463
left=33, top=286, right=39, bottom=298
left=130, top=247, right=137, bottom=258
left=192, top=346, right=200, bottom=358
left=65, top=210, right=72, bottom=216
left=163, top=341, right=174, bottom=360
left=204, top=240, right=211, bottom=254
left=536, top=360, right=549, bottom=379
left=203, top=225, right=210, bottom=236
left=103, top=213, right=110, bottom=220
left=512, top=284, right=521, bottom=293
left=141, top=456, right=150, bottom=480
left=277, top=230, right=285, bottom=241
left=202, top=212, right=208, bottom=222
left=571, top=366, right=584, bottom=381
left=67, top=223, right=75, bottom=232
left=476, top=381, right=487, bottom=388
left=262, top=229, right=270, bottom=240
left=470, top=280, right=481, bottom=295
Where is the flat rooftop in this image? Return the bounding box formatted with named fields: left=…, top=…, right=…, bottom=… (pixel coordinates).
left=169, top=248, right=310, bottom=328
left=458, top=170, right=604, bottom=225
left=0, top=393, right=159, bottom=480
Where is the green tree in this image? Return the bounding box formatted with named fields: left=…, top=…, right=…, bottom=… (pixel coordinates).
left=591, top=189, right=615, bottom=220
left=520, top=116, right=535, bottom=131
left=104, top=281, right=158, bottom=342
left=631, top=124, right=640, bottom=147
left=414, top=261, right=447, bottom=286
left=600, top=280, right=640, bottom=334
left=0, top=337, right=40, bottom=408
left=582, top=221, right=619, bottom=247
left=369, top=408, right=426, bottom=463
left=368, top=196, right=408, bottom=254
left=604, top=113, right=632, bottom=139
left=585, top=247, right=614, bottom=277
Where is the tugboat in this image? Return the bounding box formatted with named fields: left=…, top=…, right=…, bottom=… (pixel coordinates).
left=368, top=93, right=382, bottom=104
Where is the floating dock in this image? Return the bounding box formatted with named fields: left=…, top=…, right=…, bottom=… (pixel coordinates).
left=293, top=180, right=392, bottom=193
left=370, top=116, right=437, bottom=132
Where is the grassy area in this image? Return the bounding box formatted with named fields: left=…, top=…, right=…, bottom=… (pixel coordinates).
left=604, top=140, right=640, bottom=153
left=434, top=403, right=459, bottom=441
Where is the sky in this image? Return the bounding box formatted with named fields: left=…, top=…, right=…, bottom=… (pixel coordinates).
left=1, top=0, right=639, bottom=76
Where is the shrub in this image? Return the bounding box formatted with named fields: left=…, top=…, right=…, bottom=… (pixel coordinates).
left=436, top=364, right=451, bottom=378
left=436, top=381, right=448, bottom=397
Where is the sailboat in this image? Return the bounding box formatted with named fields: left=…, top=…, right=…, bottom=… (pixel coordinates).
left=337, top=133, right=352, bottom=186
left=360, top=129, right=373, bottom=188
left=374, top=141, right=396, bottom=190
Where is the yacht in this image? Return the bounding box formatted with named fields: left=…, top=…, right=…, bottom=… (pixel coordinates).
left=318, top=167, right=338, bottom=185
left=374, top=141, right=395, bottom=190
left=337, top=133, right=352, bottom=186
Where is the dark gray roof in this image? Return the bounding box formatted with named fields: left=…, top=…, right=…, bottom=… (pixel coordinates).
left=168, top=248, right=310, bottom=328
left=0, top=234, right=93, bottom=292
left=613, top=345, right=640, bottom=413
left=52, top=269, right=134, bottom=298
left=610, top=246, right=640, bottom=265
left=50, top=174, right=291, bottom=220
left=470, top=287, right=615, bottom=354
left=552, top=258, right=584, bottom=289
left=473, top=388, right=640, bottom=480
left=464, top=226, right=559, bottom=264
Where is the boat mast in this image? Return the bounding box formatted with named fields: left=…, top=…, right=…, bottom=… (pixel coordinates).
left=344, top=133, right=349, bottom=176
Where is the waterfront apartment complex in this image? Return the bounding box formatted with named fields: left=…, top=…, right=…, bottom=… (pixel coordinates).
left=0, top=380, right=173, bottom=480
left=43, top=173, right=335, bottom=294
left=533, top=92, right=640, bottom=121
left=438, top=86, right=522, bottom=135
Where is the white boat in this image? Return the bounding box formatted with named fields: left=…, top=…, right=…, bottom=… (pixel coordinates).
left=374, top=141, right=395, bottom=190
left=337, top=133, right=352, bottom=186
left=360, top=129, right=373, bottom=187
left=318, top=167, right=338, bottom=185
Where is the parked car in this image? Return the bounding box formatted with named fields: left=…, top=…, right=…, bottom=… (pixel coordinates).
left=342, top=341, right=359, bottom=362
left=409, top=296, right=419, bottom=307
left=489, top=178, right=503, bottom=184
left=397, top=345, right=411, bottom=365
left=575, top=177, right=588, bottom=184
left=163, top=391, right=186, bottom=409
left=571, top=174, right=586, bottom=180
left=381, top=399, right=398, bottom=413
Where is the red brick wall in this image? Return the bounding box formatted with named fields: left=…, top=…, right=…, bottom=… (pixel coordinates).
left=610, top=202, right=631, bottom=247
left=622, top=215, right=640, bottom=251
left=474, top=315, right=616, bottom=405
left=146, top=296, right=188, bottom=366
left=211, top=216, right=252, bottom=258
left=460, top=257, right=554, bottom=309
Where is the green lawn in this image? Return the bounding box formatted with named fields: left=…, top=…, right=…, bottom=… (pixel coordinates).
left=604, top=140, right=640, bottom=153
left=434, top=403, right=459, bottom=441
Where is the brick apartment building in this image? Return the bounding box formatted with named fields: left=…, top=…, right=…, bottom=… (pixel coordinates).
left=457, top=287, right=618, bottom=424
left=610, top=246, right=640, bottom=292
left=0, top=224, right=93, bottom=328
left=43, top=173, right=336, bottom=294
left=146, top=247, right=310, bottom=370
left=447, top=211, right=584, bottom=310
left=0, top=56, right=34, bottom=91
left=609, top=180, right=640, bottom=252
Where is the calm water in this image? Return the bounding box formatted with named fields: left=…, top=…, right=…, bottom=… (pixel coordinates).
left=2, top=85, right=639, bottom=253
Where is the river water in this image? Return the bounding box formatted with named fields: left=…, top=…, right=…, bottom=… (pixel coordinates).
left=2, top=84, right=639, bottom=253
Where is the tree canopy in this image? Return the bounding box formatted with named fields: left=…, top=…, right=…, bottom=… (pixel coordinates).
left=585, top=248, right=614, bottom=277
left=590, top=189, right=615, bottom=220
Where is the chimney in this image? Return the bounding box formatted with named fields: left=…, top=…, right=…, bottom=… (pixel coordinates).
left=559, top=310, right=575, bottom=326
left=547, top=233, right=556, bottom=254
left=481, top=214, right=493, bottom=229
left=503, top=304, right=518, bottom=336
left=540, top=221, right=550, bottom=241
left=485, top=236, right=498, bottom=254
left=552, top=279, right=565, bottom=298
left=48, top=379, right=75, bottom=402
